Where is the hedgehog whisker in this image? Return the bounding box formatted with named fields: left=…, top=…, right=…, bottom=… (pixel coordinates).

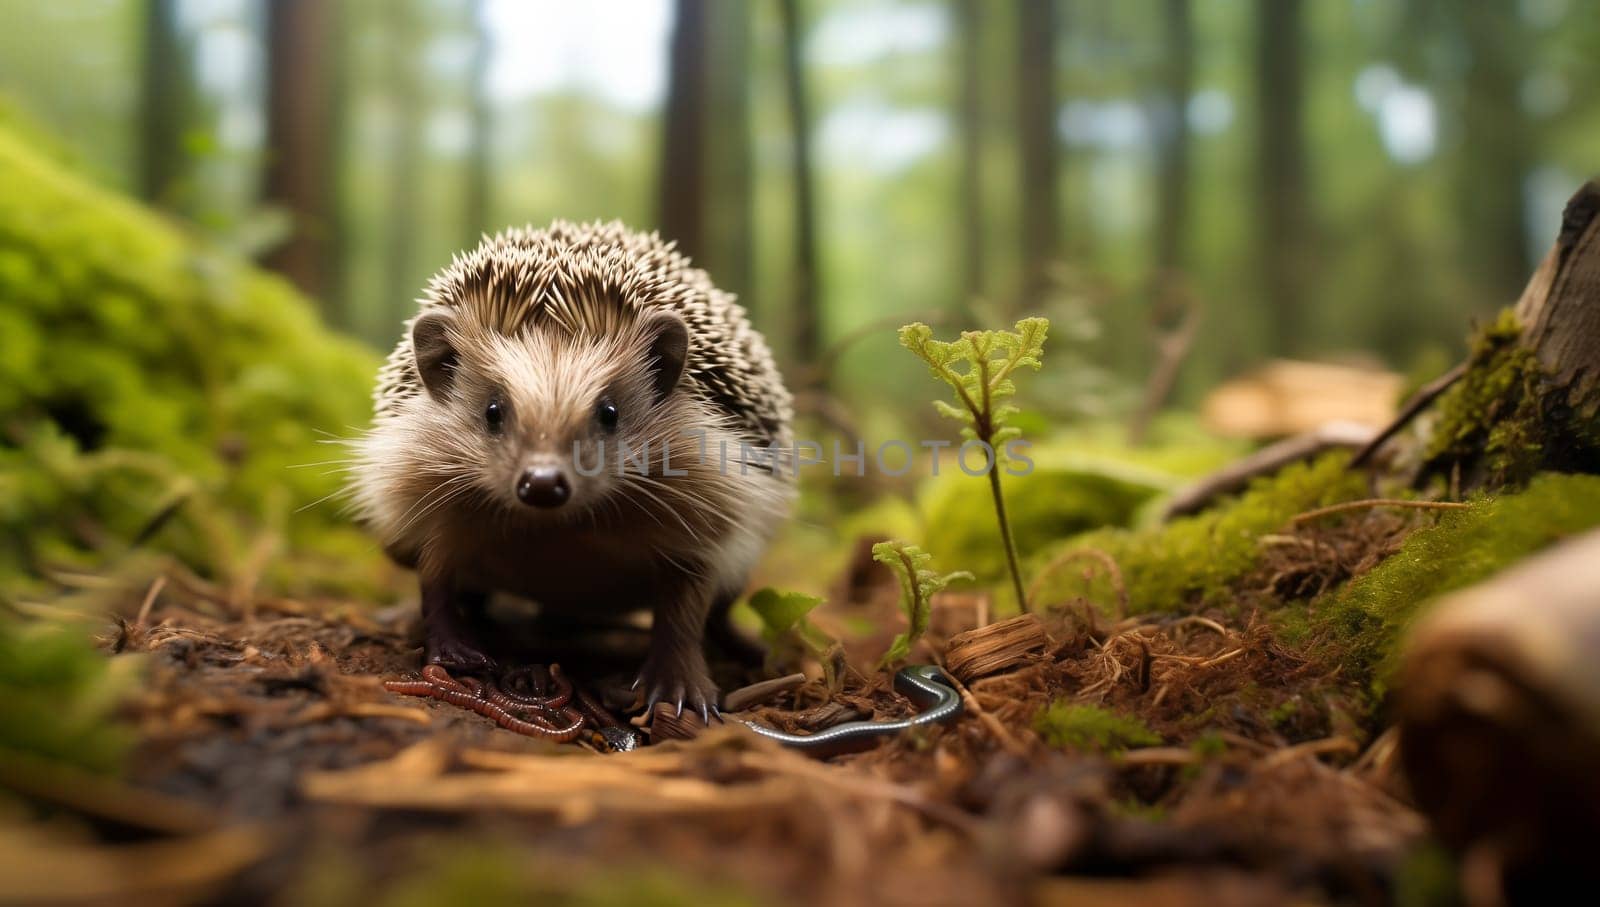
left=391, top=473, right=475, bottom=539
left=619, top=477, right=704, bottom=544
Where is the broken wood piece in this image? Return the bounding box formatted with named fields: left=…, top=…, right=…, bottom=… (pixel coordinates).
left=648, top=702, right=710, bottom=741
left=1398, top=528, right=1600, bottom=888
left=721, top=672, right=807, bottom=712
left=944, top=614, right=1052, bottom=683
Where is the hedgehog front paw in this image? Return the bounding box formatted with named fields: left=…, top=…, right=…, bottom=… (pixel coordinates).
left=634, top=655, right=722, bottom=725
left=425, top=632, right=497, bottom=673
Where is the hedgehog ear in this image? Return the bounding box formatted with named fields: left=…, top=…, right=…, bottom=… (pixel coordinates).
left=642, top=310, right=688, bottom=402
left=412, top=312, right=459, bottom=400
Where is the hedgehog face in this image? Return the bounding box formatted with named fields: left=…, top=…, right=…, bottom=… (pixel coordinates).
left=409, top=308, right=690, bottom=522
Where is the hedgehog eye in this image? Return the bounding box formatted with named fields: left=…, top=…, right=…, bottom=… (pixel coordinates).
left=484, top=396, right=505, bottom=434
left=595, top=396, right=619, bottom=432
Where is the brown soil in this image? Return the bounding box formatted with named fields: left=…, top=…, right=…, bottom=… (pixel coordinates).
left=13, top=545, right=1430, bottom=907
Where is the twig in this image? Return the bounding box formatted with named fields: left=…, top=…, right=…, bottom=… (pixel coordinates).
left=1350, top=361, right=1468, bottom=467
left=1291, top=499, right=1469, bottom=524
left=1170, top=615, right=1230, bottom=638
left=1216, top=731, right=1274, bottom=755
left=1117, top=746, right=1201, bottom=767
left=1128, top=278, right=1203, bottom=445
left=135, top=575, right=167, bottom=628
left=722, top=673, right=807, bottom=712
left=1349, top=725, right=1400, bottom=776
left=944, top=671, right=1029, bottom=757
left=1163, top=421, right=1376, bottom=519
left=743, top=750, right=978, bottom=834
left=1195, top=648, right=1246, bottom=669
left=1261, top=736, right=1360, bottom=768
left=0, top=747, right=219, bottom=835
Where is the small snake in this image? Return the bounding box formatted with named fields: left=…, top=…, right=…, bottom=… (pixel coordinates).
left=740, top=665, right=963, bottom=757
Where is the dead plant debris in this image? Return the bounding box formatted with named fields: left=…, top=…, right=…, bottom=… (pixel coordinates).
left=7, top=551, right=1435, bottom=907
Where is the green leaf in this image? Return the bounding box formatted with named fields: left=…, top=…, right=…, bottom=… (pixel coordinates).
left=747, top=587, right=825, bottom=641
left=872, top=541, right=972, bottom=669
left=898, top=318, right=1050, bottom=444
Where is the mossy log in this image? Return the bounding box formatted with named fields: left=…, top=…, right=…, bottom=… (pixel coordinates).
left=1397, top=528, right=1600, bottom=896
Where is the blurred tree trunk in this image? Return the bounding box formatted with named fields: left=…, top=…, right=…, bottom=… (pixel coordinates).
left=1459, top=1, right=1533, bottom=309
left=779, top=0, right=821, bottom=365
left=463, top=0, right=494, bottom=246
left=1016, top=0, right=1060, bottom=310
left=1153, top=0, right=1192, bottom=282
left=382, top=1, right=423, bottom=325
left=658, top=2, right=752, bottom=304
left=1254, top=0, right=1310, bottom=355
left=659, top=0, right=709, bottom=263
left=706, top=0, right=753, bottom=305
left=262, top=0, right=338, bottom=303
left=138, top=0, right=186, bottom=206
left=954, top=0, right=985, bottom=306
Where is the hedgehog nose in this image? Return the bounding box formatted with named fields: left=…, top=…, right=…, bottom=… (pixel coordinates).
left=517, top=467, right=570, bottom=508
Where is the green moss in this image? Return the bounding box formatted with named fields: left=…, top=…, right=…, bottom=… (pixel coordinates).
left=1030, top=453, right=1368, bottom=614
left=1393, top=842, right=1461, bottom=907
left=1111, top=796, right=1167, bottom=822
left=1314, top=473, right=1600, bottom=688
left=1035, top=702, right=1161, bottom=753
left=1190, top=730, right=1227, bottom=758
left=920, top=462, right=1165, bottom=589
left=0, top=619, right=135, bottom=773
left=1266, top=697, right=1302, bottom=729
left=1426, top=308, right=1600, bottom=485
left=0, top=123, right=381, bottom=596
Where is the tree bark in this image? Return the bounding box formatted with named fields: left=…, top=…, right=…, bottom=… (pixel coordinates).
left=1015, top=0, right=1060, bottom=310
left=262, top=0, right=338, bottom=302
left=779, top=0, right=821, bottom=366
left=138, top=0, right=186, bottom=206
left=658, top=0, right=709, bottom=264
left=1513, top=180, right=1600, bottom=419
left=954, top=0, right=985, bottom=306
left=1253, top=0, right=1309, bottom=355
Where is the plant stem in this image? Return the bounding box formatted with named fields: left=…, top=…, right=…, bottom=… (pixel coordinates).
left=987, top=465, right=1028, bottom=615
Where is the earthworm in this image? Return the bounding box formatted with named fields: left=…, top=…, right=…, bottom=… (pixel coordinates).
left=384, top=664, right=586, bottom=742
left=492, top=664, right=573, bottom=710
left=572, top=685, right=620, bottom=728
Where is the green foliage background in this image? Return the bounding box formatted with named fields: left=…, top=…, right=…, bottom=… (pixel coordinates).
left=0, top=121, right=383, bottom=596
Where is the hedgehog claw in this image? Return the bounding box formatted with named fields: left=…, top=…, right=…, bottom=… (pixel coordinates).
left=425, top=636, right=497, bottom=674
left=636, top=658, right=718, bottom=728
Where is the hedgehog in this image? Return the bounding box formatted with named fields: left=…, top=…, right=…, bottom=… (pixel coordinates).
left=352, top=221, right=794, bottom=720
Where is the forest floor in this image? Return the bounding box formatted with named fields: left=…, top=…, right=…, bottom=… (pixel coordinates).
left=13, top=508, right=1446, bottom=907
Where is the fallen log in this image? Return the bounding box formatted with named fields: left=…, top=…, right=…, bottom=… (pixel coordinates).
left=1397, top=528, right=1600, bottom=898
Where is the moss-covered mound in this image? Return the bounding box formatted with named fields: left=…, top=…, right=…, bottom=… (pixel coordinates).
left=1029, top=453, right=1369, bottom=614
left=1309, top=472, right=1600, bottom=690
left=0, top=123, right=380, bottom=594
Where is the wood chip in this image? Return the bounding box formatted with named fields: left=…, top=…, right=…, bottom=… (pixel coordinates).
left=944, top=614, right=1052, bottom=683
